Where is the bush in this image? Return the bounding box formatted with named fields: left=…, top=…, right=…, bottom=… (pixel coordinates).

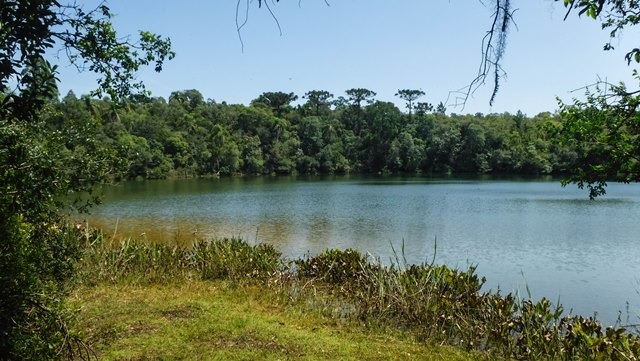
left=295, top=248, right=370, bottom=285
left=0, top=218, right=84, bottom=359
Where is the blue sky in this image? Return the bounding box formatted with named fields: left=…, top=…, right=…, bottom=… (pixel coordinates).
left=56, top=0, right=638, bottom=115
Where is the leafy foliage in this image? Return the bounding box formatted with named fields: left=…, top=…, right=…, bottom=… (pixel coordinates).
left=562, top=0, right=640, bottom=66
left=0, top=1, right=174, bottom=358
left=552, top=83, right=640, bottom=198
left=251, top=91, right=298, bottom=117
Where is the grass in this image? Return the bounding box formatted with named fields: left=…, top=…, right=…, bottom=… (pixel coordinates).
left=70, top=280, right=473, bottom=360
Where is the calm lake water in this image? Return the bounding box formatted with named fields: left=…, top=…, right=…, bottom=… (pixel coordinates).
left=84, top=176, right=640, bottom=326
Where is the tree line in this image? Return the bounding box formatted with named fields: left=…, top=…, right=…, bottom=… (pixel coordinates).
left=50, top=88, right=577, bottom=180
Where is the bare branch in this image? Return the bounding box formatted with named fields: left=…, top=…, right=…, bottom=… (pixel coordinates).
left=449, top=0, right=517, bottom=110
left=236, top=0, right=250, bottom=53
left=236, top=0, right=331, bottom=52
left=263, top=0, right=283, bottom=37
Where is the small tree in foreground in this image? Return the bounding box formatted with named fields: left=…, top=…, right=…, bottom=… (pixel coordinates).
left=0, top=1, right=174, bottom=358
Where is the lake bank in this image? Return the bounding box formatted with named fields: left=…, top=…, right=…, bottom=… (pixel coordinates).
left=71, top=233, right=640, bottom=360
left=82, top=175, right=640, bottom=326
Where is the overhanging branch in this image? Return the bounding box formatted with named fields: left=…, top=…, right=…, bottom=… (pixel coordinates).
left=448, top=0, right=518, bottom=110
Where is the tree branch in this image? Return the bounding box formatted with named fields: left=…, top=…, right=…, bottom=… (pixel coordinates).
left=448, top=0, right=517, bottom=110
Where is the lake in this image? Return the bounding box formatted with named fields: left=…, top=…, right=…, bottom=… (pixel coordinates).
left=84, top=175, right=640, bottom=326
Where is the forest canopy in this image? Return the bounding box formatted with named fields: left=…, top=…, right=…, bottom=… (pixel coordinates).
left=49, top=88, right=572, bottom=180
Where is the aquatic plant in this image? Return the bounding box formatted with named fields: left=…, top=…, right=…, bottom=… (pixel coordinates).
left=76, top=231, right=640, bottom=359
left=190, top=238, right=282, bottom=281
left=78, top=231, right=282, bottom=285
left=292, top=247, right=640, bottom=360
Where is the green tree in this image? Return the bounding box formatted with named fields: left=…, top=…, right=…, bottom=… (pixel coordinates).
left=552, top=85, right=640, bottom=198
left=456, top=122, right=489, bottom=172
left=387, top=131, right=425, bottom=172
left=169, top=89, right=205, bottom=111
left=423, top=121, right=461, bottom=173
left=209, top=124, right=242, bottom=175
left=302, top=90, right=333, bottom=116
left=241, top=135, right=265, bottom=174
left=361, top=101, right=403, bottom=171
left=395, top=89, right=425, bottom=115
left=468, top=0, right=640, bottom=195
left=249, top=1, right=640, bottom=193
left=340, top=88, right=376, bottom=138
left=297, top=116, right=324, bottom=173
left=344, top=88, right=377, bottom=109
left=415, top=101, right=434, bottom=116
left=0, top=1, right=173, bottom=358
left=550, top=1, right=640, bottom=196
left=251, top=91, right=298, bottom=117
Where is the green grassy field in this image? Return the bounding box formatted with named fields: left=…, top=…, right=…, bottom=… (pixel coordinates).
left=70, top=280, right=474, bottom=360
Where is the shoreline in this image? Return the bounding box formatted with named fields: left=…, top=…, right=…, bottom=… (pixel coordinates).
left=71, top=230, right=640, bottom=359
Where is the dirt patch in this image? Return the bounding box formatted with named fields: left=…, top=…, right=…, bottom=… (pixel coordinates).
left=211, top=331, right=305, bottom=357
left=159, top=303, right=202, bottom=320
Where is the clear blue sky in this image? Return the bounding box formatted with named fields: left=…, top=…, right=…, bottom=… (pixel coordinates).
left=56, top=0, right=638, bottom=116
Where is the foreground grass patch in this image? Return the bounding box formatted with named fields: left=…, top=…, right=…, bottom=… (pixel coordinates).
left=71, top=281, right=472, bottom=360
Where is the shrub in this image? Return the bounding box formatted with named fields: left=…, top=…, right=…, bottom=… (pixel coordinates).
left=295, top=248, right=370, bottom=284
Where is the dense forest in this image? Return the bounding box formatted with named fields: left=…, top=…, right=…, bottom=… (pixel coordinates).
left=50, top=89, right=576, bottom=180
